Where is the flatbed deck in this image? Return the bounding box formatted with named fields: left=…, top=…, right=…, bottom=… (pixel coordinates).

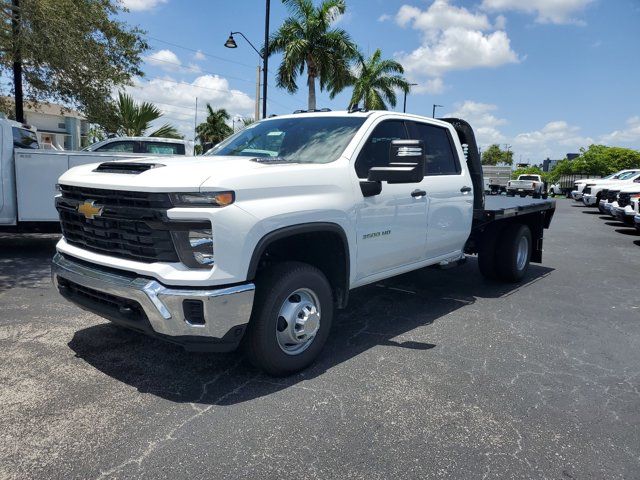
left=475, top=195, right=556, bottom=222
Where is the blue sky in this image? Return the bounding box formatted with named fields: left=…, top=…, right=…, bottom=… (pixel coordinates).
left=121, top=0, right=640, bottom=162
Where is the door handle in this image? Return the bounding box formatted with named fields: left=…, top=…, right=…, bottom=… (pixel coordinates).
left=460, top=186, right=472, bottom=193
left=411, top=189, right=427, bottom=198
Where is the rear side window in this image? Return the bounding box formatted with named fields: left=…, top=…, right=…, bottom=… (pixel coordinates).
left=96, top=141, right=136, bottom=152
left=407, top=122, right=460, bottom=175
left=12, top=127, right=39, bottom=149
left=144, top=142, right=185, bottom=155
left=355, top=120, right=408, bottom=178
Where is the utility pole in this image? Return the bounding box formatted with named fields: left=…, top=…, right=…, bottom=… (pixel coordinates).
left=193, top=97, right=198, bottom=143
left=262, top=0, right=270, bottom=118
left=255, top=66, right=261, bottom=121
left=11, top=0, right=24, bottom=123
left=432, top=104, right=443, bottom=118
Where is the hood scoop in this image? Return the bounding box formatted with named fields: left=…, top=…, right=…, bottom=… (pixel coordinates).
left=93, top=162, right=165, bottom=174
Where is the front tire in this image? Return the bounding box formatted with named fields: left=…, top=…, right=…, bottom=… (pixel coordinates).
left=244, top=262, right=333, bottom=376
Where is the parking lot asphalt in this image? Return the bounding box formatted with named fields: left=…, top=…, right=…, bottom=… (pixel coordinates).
left=1, top=199, right=639, bottom=480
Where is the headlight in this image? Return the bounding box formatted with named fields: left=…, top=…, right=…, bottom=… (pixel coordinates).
left=170, top=191, right=234, bottom=207
left=171, top=227, right=215, bottom=269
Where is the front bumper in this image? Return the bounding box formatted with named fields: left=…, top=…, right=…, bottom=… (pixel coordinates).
left=571, top=190, right=583, bottom=200
left=52, top=253, right=255, bottom=352
left=582, top=194, right=598, bottom=206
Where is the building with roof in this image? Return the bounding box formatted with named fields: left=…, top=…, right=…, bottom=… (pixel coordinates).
left=1, top=98, right=89, bottom=150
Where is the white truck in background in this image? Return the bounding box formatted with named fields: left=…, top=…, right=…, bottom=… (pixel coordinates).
left=0, top=117, right=190, bottom=232
left=506, top=174, right=546, bottom=198
left=482, top=165, right=511, bottom=195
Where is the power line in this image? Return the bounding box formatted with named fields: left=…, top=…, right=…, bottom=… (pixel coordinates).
left=144, top=55, right=260, bottom=86
left=148, top=35, right=258, bottom=71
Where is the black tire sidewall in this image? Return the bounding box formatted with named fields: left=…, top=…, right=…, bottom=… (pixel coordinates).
left=245, top=262, right=333, bottom=376
left=496, top=224, right=532, bottom=282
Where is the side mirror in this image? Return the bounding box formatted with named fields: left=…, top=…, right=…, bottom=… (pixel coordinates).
left=367, top=139, right=425, bottom=184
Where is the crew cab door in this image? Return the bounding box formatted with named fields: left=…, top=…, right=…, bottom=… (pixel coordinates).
left=353, top=119, right=429, bottom=279
left=406, top=121, right=473, bottom=260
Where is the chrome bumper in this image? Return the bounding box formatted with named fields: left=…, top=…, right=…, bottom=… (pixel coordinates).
left=52, top=253, right=255, bottom=344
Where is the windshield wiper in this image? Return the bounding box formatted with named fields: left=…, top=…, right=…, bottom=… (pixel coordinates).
left=250, top=157, right=300, bottom=164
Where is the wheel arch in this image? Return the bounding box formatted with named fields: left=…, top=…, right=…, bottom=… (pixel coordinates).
left=247, top=222, right=351, bottom=308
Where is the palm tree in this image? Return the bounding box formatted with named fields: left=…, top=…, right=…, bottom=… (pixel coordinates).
left=196, top=104, right=233, bottom=147
left=268, top=0, right=358, bottom=111
left=336, top=49, right=411, bottom=110
left=114, top=92, right=182, bottom=138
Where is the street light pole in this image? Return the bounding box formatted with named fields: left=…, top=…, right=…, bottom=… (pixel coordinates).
left=402, top=83, right=418, bottom=113
left=262, top=0, right=270, bottom=119
left=224, top=0, right=270, bottom=119
left=432, top=104, right=443, bottom=118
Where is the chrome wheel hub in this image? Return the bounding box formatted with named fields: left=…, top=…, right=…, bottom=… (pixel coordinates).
left=276, top=288, right=321, bottom=355
left=516, top=236, right=529, bottom=271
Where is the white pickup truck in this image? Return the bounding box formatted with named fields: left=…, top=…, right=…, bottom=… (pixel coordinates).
left=0, top=117, right=190, bottom=232
left=506, top=174, right=545, bottom=197
left=52, top=111, right=556, bottom=375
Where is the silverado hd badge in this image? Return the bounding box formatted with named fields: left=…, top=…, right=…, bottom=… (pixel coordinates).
left=362, top=230, right=391, bottom=240
left=77, top=200, right=103, bottom=220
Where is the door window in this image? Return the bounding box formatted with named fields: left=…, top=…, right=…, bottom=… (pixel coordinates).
left=407, top=122, right=460, bottom=175
left=143, top=142, right=185, bottom=155
left=355, top=120, right=408, bottom=178
left=96, top=141, right=136, bottom=152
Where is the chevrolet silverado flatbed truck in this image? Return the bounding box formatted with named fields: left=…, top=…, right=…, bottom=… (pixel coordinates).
left=51, top=111, right=555, bottom=376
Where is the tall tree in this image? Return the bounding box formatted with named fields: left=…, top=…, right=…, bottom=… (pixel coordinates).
left=335, top=49, right=410, bottom=110
left=268, top=0, right=358, bottom=110
left=482, top=144, right=514, bottom=166
left=196, top=104, right=233, bottom=147
left=113, top=92, right=181, bottom=138
left=1, top=0, right=147, bottom=124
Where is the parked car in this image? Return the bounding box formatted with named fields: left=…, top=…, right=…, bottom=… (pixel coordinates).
left=612, top=182, right=640, bottom=225
left=506, top=174, right=545, bottom=197
left=51, top=111, right=556, bottom=376
left=582, top=171, right=640, bottom=207
left=634, top=213, right=640, bottom=231
left=83, top=136, right=193, bottom=156
left=572, top=169, right=640, bottom=201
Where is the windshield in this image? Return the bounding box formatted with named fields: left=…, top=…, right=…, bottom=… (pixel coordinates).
left=12, top=127, right=39, bottom=149
left=618, top=171, right=638, bottom=180
left=519, top=175, right=539, bottom=181
left=206, top=116, right=366, bottom=164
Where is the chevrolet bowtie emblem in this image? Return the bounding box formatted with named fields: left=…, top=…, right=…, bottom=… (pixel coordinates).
left=77, top=200, right=103, bottom=220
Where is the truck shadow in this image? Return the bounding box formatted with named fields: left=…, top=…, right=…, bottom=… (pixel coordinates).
left=0, top=234, right=60, bottom=293
left=67, top=258, right=553, bottom=406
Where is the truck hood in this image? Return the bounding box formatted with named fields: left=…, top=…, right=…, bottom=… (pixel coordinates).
left=57, top=155, right=348, bottom=197
left=57, top=155, right=302, bottom=192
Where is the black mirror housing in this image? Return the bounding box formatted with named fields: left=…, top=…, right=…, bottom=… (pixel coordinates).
left=367, top=139, right=425, bottom=184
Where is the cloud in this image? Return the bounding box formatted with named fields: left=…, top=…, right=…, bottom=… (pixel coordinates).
left=124, top=75, right=255, bottom=140
left=512, top=121, right=594, bottom=160
left=146, top=49, right=182, bottom=72
left=599, top=117, right=640, bottom=145
left=378, top=13, right=392, bottom=22
left=120, top=0, right=167, bottom=11
left=193, top=50, right=206, bottom=61
left=445, top=101, right=507, bottom=145
left=396, top=2, right=491, bottom=32
left=393, top=0, right=519, bottom=93
left=481, top=0, right=594, bottom=25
